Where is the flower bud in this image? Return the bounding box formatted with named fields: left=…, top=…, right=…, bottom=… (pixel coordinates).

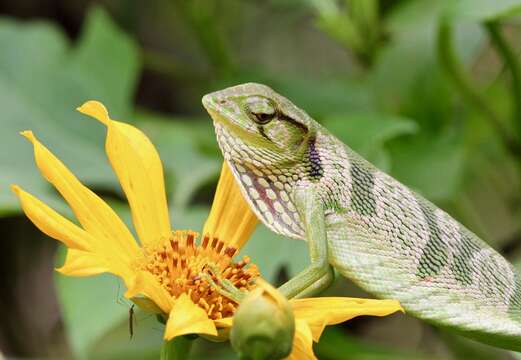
left=230, top=279, right=295, bottom=360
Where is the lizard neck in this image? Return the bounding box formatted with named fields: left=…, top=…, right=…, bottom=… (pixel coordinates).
left=302, top=129, right=353, bottom=210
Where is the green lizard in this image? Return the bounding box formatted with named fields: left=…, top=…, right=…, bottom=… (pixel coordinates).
left=202, top=83, right=521, bottom=351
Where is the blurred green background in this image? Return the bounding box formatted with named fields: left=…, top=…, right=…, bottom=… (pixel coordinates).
left=1, top=0, right=521, bottom=359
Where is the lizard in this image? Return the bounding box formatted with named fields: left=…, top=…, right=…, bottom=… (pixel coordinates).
left=202, top=82, right=521, bottom=351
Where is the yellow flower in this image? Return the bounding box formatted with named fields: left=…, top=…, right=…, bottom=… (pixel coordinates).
left=11, top=101, right=259, bottom=340
left=12, top=101, right=403, bottom=357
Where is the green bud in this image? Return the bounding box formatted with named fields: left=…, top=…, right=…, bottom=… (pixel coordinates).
left=230, top=281, right=295, bottom=360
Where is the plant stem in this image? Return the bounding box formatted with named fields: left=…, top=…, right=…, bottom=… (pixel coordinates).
left=437, top=19, right=521, bottom=157
left=170, top=0, right=235, bottom=77
left=160, top=336, right=194, bottom=360
left=485, top=21, right=521, bottom=141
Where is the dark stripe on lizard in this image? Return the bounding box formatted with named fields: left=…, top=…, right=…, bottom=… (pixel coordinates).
left=450, top=226, right=481, bottom=286
left=278, top=112, right=309, bottom=133
left=307, top=137, right=323, bottom=179
left=508, top=276, right=521, bottom=323
left=416, top=201, right=449, bottom=279
left=349, top=162, right=377, bottom=216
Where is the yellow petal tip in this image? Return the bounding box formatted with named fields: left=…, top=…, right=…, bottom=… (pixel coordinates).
left=77, top=100, right=110, bottom=125
left=387, top=300, right=404, bottom=313
left=10, top=184, right=21, bottom=195
left=20, top=130, right=36, bottom=143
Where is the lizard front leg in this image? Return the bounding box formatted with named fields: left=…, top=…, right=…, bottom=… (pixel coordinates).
left=278, top=185, right=334, bottom=299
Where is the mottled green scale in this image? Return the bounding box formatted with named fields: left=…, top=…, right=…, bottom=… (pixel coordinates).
left=509, top=277, right=521, bottom=321
left=349, top=162, right=377, bottom=216
left=451, top=227, right=482, bottom=286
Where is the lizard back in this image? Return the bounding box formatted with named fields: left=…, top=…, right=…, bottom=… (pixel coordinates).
left=321, top=131, right=521, bottom=349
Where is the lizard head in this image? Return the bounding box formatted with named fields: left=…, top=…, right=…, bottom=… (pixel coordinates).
left=202, top=83, right=314, bottom=165
left=203, top=83, right=316, bottom=239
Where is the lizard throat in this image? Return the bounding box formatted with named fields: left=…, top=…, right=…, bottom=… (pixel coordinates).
left=214, top=121, right=306, bottom=239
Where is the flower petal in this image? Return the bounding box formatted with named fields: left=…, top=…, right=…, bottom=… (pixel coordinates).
left=11, top=185, right=92, bottom=251
left=285, top=320, right=316, bottom=360
left=56, top=249, right=109, bottom=276
left=164, top=293, right=218, bottom=339
left=13, top=184, right=136, bottom=283
left=203, top=162, right=257, bottom=249
left=125, top=271, right=172, bottom=314
left=21, top=130, right=139, bottom=266
left=77, top=101, right=171, bottom=248
left=130, top=296, right=164, bottom=314
left=213, top=317, right=233, bottom=329
left=291, top=297, right=403, bottom=342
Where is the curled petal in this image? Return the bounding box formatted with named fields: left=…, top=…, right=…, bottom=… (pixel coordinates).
left=56, top=249, right=109, bottom=276
left=291, top=297, right=403, bottom=342
left=164, top=293, right=218, bottom=339
left=125, top=271, right=172, bottom=314
left=77, top=101, right=171, bottom=248
left=203, top=162, right=257, bottom=249
left=11, top=185, right=92, bottom=251
left=214, top=317, right=233, bottom=329
left=20, top=130, right=138, bottom=268
left=285, top=320, right=316, bottom=360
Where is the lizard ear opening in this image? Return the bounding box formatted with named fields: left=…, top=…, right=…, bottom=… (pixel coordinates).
left=261, top=111, right=310, bottom=152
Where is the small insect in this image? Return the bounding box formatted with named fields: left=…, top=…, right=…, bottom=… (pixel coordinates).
left=129, top=304, right=135, bottom=339
left=116, top=280, right=137, bottom=339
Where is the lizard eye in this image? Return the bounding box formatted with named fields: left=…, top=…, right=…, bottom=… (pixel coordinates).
left=251, top=111, right=275, bottom=124
left=245, top=96, right=277, bottom=125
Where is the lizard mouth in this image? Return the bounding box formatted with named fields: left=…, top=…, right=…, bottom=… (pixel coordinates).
left=201, top=95, right=222, bottom=121
left=202, top=90, right=259, bottom=136
left=203, top=102, right=261, bottom=149
left=201, top=93, right=217, bottom=112
left=202, top=95, right=237, bottom=129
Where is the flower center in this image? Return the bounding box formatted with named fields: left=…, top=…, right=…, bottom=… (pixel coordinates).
left=141, top=230, right=259, bottom=319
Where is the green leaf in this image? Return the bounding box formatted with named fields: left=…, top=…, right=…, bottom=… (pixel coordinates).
left=0, top=6, right=139, bottom=214
left=68, top=8, right=139, bottom=113
left=370, top=0, right=484, bottom=111
left=271, top=76, right=373, bottom=117
left=445, top=0, right=521, bottom=22
left=323, top=112, right=418, bottom=171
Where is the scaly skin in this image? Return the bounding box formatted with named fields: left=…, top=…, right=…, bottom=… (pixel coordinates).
left=202, top=83, right=521, bottom=351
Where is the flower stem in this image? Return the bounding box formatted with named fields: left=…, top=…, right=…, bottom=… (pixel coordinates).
left=437, top=19, right=521, bottom=157
left=484, top=21, right=521, bottom=141
left=170, top=0, right=235, bottom=77
left=160, top=336, right=194, bottom=360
